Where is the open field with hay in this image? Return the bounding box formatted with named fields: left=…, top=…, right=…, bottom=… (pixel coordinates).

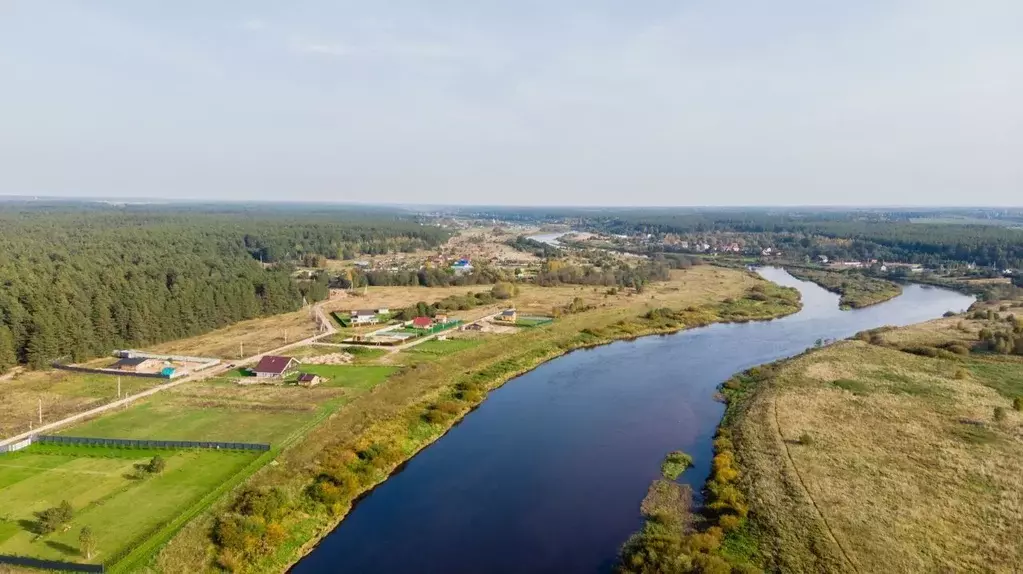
left=727, top=305, right=1023, bottom=573
left=0, top=446, right=256, bottom=566
left=146, top=308, right=322, bottom=359
left=0, top=370, right=155, bottom=440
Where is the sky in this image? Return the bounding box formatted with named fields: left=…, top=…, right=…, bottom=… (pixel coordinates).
left=0, top=1, right=1021, bottom=206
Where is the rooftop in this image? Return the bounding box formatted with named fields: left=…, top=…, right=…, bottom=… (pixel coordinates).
left=253, top=355, right=296, bottom=375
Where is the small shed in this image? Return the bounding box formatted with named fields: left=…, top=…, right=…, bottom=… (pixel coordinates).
left=297, top=373, right=322, bottom=387
left=434, top=313, right=449, bottom=324
left=497, top=309, right=518, bottom=323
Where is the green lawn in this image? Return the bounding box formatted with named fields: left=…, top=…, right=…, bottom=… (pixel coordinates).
left=297, top=365, right=398, bottom=391
left=405, top=338, right=484, bottom=358
left=0, top=447, right=255, bottom=564
left=966, top=358, right=1023, bottom=399
left=64, top=398, right=317, bottom=444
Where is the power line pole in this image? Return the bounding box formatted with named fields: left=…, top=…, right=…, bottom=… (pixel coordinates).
left=240, top=342, right=244, bottom=359
left=117, top=376, right=121, bottom=398
left=38, top=398, right=42, bottom=425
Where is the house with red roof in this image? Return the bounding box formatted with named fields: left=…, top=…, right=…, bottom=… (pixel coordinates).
left=411, top=316, right=433, bottom=329
left=251, top=355, right=299, bottom=379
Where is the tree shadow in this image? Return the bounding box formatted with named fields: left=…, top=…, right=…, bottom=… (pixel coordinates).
left=44, top=540, right=80, bottom=557
left=17, top=518, right=45, bottom=536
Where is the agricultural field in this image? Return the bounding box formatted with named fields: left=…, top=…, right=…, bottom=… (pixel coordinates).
left=0, top=370, right=154, bottom=440
left=0, top=445, right=256, bottom=565
left=729, top=307, right=1023, bottom=573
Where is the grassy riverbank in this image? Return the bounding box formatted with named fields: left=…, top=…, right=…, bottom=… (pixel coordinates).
left=785, top=267, right=901, bottom=309
left=713, top=299, right=1023, bottom=572
left=151, top=266, right=800, bottom=573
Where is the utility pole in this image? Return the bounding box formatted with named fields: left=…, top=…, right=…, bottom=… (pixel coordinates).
left=284, top=329, right=288, bottom=344
left=117, top=376, right=122, bottom=398
left=240, top=342, right=244, bottom=359
left=38, top=398, right=42, bottom=425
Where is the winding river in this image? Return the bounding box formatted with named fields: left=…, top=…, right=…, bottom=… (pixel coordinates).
left=293, top=268, right=973, bottom=574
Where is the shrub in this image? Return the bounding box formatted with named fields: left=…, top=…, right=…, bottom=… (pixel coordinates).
left=1014, top=397, right=1023, bottom=412
left=147, top=455, right=166, bottom=474
left=660, top=451, right=693, bottom=480
left=799, top=432, right=814, bottom=446
left=717, top=514, right=742, bottom=532
left=994, top=407, right=1007, bottom=423
left=954, top=368, right=969, bottom=380
left=34, top=500, right=73, bottom=534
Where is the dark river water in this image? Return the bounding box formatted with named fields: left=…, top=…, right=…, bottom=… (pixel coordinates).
left=292, top=268, right=973, bottom=574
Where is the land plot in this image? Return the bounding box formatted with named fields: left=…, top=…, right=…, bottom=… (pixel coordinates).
left=0, top=447, right=255, bottom=564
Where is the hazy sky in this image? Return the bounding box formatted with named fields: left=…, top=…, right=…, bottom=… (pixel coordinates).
left=1, top=1, right=1021, bottom=206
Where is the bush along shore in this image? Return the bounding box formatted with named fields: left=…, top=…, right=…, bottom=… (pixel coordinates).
left=784, top=267, right=901, bottom=310
left=616, top=367, right=779, bottom=574
left=168, top=275, right=801, bottom=573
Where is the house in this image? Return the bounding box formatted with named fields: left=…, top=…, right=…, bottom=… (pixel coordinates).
left=451, top=259, right=474, bottom=275
left=251, top=355, right=299, bottom=379
left=411, top=316, right=433, bottom=329
left=462, top=322, right=484, bottom=331
left=497, top=309, right=518, bottom=323
left=434, top=313, right=449, bottom=324
left=350, top=309, right=381, bottom=325
left=297, top=373, right=322, bottom=387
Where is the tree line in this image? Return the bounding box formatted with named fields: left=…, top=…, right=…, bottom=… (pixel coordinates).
left=0, top=207, right=447, bottom=371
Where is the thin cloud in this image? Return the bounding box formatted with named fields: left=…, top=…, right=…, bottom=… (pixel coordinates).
left=291, top=40, right=349, bottom=57
left=241, top=18, right=266, bottom=31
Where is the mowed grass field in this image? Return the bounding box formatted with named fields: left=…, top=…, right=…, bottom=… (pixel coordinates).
left=732, top=310, right=1023, bottom=573
left=402, top=338, right=484, bottom=361
left=0, top=447, right=255, bottom=564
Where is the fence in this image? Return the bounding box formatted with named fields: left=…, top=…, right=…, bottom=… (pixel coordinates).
left=0, top=438, right=32, bottom=454
left=0, top=555, right=103, bottom=573
left=35, top=435, right=270, bottom=452
left=52, top=363, right=171, bottom=379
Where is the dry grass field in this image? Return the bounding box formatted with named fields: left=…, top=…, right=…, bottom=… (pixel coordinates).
left=0, top=370, right=155, bottom=440
left=147, top=308, right=323, bottom=359
left=733, top=312, right=1023, bottom=573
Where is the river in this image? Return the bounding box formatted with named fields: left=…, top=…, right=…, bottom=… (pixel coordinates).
left=292, top=268, right=973, bottom=574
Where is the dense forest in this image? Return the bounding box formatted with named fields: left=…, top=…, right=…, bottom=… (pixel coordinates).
left=0, top=204, right=449, bottom=371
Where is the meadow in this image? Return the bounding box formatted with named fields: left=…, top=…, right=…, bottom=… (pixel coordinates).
left=727, top=306, right=1023, bottom=572
left=785, top=267, right=902, bottom=309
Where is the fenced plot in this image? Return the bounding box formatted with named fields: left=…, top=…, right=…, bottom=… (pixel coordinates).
left=0, top=449, right=256, bottom=566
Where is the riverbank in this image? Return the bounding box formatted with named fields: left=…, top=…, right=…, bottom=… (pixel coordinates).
left=711, top=300, right=1023, bottom=572
left=155, top=266, right=801, bottom=572
left=784, top=267, right=902, bottom=309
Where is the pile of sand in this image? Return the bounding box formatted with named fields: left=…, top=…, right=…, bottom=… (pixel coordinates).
left=302, top=353, right=354, bottom=365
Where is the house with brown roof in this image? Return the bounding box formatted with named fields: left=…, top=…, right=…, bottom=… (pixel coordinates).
left=251, top=355, right=299, bottom=379
left=297, top=373, right=322, bottom=387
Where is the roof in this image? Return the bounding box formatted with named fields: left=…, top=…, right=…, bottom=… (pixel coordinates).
left=114, top=357, right=148, bottom=368
left=501, top=309, right=517, bottom=316
left=351, top=309, right=378, bottom=316
left=253, top=355, right=297, bottom=375
left=412, top=317, right=433, bottom=328
left=297, top=373, right=319, bottom=382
